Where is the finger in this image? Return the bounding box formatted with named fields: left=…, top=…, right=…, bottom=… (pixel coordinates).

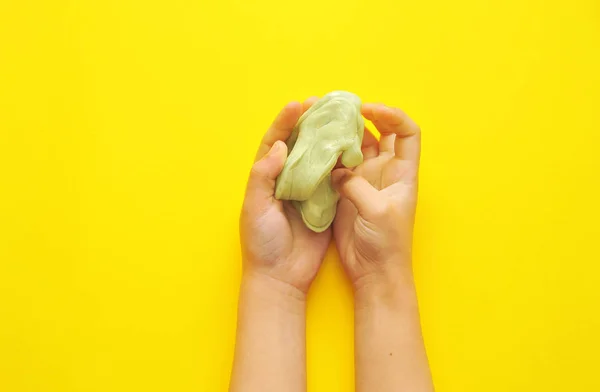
left=302, top=96, right=319, bottom=112
left=361, top=126, right=379, bottom=159
left=362, top=103, right=421, bottom=164
left=255, top=102, right=302, bottom=162
left=363, top=103, right=394, bottom=153
left=379, top=133, right=395, bottom=154
left=246, top=141, right=288, bottom=206
left=331, top=169, right=383, bottom=218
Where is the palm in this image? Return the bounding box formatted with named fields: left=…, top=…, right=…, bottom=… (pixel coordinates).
left=332, top=103, right=421, bottom=284
left=334, top=156, right=416, bottom=276
left=248, top=200, right=331, bottom=291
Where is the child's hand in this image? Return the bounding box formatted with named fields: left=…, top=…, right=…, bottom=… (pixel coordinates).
left=332, top=103, right=421, bottom=294
left=240, top=99, right=331, bottom=294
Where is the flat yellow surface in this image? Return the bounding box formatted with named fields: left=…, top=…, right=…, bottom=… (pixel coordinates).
left=1, top=0, right=599, bottom=391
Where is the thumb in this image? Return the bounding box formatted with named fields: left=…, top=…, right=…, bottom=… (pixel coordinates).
left=331, top=169, right=382, bottom=217
left=246, top=140, right=288, bottom=201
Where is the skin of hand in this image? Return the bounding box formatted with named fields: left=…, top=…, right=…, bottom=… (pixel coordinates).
left=239, top=98, right=331, bottom=294
left=332, top=103, right=434, bottom=392
left=231, top=98, right=327, bottom=392
left=332, top=102, right=421, bottom=291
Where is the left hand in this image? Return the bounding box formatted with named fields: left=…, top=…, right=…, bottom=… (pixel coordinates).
left=240, top=98, right=331, bottom=294
left=332, top=103, right=421, bottom=293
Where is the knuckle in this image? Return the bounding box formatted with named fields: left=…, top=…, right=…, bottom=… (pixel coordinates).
left=339, top=172, right=355, bottom=188
left=250, top=162, right=266, bottom=179
left=412, top=122, right=422, bottom=136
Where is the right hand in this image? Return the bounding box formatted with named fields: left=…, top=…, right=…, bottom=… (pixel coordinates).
left=332, top=103, right=421, bottom=293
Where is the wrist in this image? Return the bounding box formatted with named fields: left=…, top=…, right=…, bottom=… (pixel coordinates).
left=353, top=266, right=419, bottom=313
left=239, top=270, right=307, bottom=314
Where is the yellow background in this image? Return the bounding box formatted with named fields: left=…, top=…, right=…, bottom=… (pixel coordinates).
left=1, top=0, right=599, bottom=391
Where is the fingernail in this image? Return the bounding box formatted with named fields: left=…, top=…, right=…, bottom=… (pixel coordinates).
left=269, top=141, right=281, bottom=155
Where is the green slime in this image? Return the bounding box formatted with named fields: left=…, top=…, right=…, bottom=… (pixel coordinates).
left=275, top=91, right=364, bottom=232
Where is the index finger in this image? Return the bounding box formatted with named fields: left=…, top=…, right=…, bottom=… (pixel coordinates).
left=361, top=125, right=379, bottom=159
